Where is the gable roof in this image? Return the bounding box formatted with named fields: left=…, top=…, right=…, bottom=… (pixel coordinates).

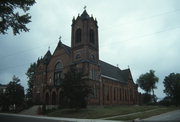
left=99, top=60, right=131, bottom=83
left=53, top=40, right=72, bottom=56
left=43, top=50, right=52, bottom=64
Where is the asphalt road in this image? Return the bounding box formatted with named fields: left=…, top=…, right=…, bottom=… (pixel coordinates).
left=141, top=109, right=180, bottom=122
left=0, top=113, right=118, bottom=122
left=0, top=113, right=67, bottom=122
left=1, top=110, right=180, bottom=122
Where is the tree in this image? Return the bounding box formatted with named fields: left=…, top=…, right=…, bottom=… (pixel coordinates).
left=163, top=73, right=180, bottom=106
left=0, top=0, right=36, bottom=35
left=26, top=62, right=36, bottom=104
left=0, top=87, right=9, bottom=111
left=0, top=75, right=25, bottom=112
left=61, top=68, right=91, bottom=109
left=6, top=76, right=25, bottom=107
left=137, top=70, right=159, bottom=103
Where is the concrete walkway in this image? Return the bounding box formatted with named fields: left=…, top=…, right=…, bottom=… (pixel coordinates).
left=19, top=106, right=39, bottom=115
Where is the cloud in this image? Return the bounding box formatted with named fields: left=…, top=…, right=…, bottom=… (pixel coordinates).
left=1, top=0, right=180, bottom=99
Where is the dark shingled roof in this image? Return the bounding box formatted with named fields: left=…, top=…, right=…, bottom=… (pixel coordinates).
left=99, top=60, right=130, bottom=83
left=121, top=69, right=130, bottom=81
left=62, top=44, right=71, bottom=55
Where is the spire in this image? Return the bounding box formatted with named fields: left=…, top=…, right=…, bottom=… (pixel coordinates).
left=80, top=6, right=90, bottom=20
left=73, top=16, right=75, bottom=21
left=43, top=49, right=52, bottom=64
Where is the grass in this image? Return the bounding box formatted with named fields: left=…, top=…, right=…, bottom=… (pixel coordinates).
left=46, top=105, right=172, bottom=119
left=109, top=106, right=179, bottom=121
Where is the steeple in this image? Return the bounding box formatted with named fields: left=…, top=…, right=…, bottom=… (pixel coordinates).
left=79, top=5, right=89, bottom=19
left=80, top=9, right=90, bottom=20
left=71, top=7, right=99, bottom=64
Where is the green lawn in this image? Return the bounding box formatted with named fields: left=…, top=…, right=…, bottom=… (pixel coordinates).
left=46, top=105, right=179, bottom=119
left=110, top=106, right=179, bottom=121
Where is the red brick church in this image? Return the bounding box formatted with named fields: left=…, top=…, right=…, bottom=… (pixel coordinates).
left=32, top=9, right=140, bottom=105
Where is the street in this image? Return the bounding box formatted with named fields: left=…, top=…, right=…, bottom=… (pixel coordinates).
left=0, top=113, right=65, bottom=122
left=0, top=113, right=118, bottom=122
left=1, top=110, right=180, bottom=122
left=142, top=109, right=180, bottom=121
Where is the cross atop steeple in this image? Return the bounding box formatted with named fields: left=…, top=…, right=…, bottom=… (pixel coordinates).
left=84, top=5, right=87, bottom=10
left=58, top=35, right=62, bottom=47
left=59, top=36, right=61, bottom=41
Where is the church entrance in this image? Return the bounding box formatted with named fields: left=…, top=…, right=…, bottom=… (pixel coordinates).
left=59, top=91, right=64, bottom=106
left=52, top=92, right=56, bottom=105
left=45, top=93, right=50, bottom=105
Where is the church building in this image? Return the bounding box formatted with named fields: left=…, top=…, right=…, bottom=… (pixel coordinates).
left=32, top=9, right=140, bottom=105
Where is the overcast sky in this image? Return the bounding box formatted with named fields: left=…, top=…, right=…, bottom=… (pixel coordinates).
left=0, top=0, right=180, bottom=99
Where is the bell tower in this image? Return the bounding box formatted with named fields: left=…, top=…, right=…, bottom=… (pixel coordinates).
left=71, top=8, right=99, bottom=64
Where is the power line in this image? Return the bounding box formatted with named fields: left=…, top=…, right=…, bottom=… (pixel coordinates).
left=101, top=25, right=180, bottom=48
left=117, top=8, right=180, bottom=26
left=1, top=42, right=57, bottom=60
left=1, top=26, right=180, bottom=71
left=1, top=8, right=180, bottom=60
left=1, top=9, right=180, bottom=71
left=0, top=62, right=31, bottom=72
left=123, top=26, right=180, bottom=42
left=105, top=8, right=180, bottom=35
left=136, top=8, right=180, bottom=21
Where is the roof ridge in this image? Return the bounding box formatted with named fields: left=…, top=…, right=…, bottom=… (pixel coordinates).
left=99, top=60, right=119, bottom=69
left=62, top=44, right=70, bottom=48
left=121, top=68, right=130, bottom=72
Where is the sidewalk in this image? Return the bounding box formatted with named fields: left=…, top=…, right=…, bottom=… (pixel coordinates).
left=99, top=108, right=161, bottom=120
left=18, top=106, right=164, bottom=121
left=142, top=109, right=180, bottom=121
left=19, top=105, right=39, bottom=115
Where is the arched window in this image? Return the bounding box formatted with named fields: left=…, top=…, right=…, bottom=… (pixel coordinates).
left=54, top=62, right=63, bottom=86
left=90, top=29, right=95, bottom=44
left=75, top=28, right=81, bottom=43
